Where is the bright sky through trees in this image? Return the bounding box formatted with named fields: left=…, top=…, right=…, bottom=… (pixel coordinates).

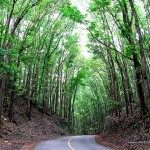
left=71, top=0, right=91, bottom=58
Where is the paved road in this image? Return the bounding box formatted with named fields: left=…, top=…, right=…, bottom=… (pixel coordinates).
left=34, top=135, right=112, bottom=150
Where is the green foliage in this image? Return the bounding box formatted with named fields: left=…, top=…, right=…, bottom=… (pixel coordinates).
left=0, top=48, right=18, bottom=74
left=60, top=4, right=84, bottom=23
left=21, top=52, right=34, bottom=65
left=73, top=69, right=86, bottom=86
left=95, top=0, right=111, bottom=7
left=15, top=84, right=26, bottom=96
left=89, top=22, right=96, bottom=30
left=0, top=48, right=7, bottom=55
left=90, top=2, right=99, bottom=12
left=90, top=0, right=111, bottom=12
left=0, top=0, right=10, bottom=9
left=0, top=61, right=15, bottom=74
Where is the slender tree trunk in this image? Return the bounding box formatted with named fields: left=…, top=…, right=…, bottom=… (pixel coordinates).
left=26, top=61, right=33, bottom=119
left=122, top=58, right=133, bottom=114
left=0, top=75, right=5, bottom=137
left=116, top=55, right=129, bottom=116
left=59, top=66, right=63, bottom=117
left=107, top=49, right=121, bottom=117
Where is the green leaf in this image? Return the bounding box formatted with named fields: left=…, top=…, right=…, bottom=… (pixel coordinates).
left=60, top=4, right=84, bottom=23
left=0, top=48, right=7, bottom=55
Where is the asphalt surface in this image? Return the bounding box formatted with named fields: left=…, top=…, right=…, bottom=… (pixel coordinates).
left=34, top=135, right=112, bottom=150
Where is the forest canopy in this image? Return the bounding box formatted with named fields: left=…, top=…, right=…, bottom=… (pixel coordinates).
left=0, top=0, right=150, bottom=136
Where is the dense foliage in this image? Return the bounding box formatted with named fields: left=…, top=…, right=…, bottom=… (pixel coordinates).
left=0, top=0, right=149, bottom=136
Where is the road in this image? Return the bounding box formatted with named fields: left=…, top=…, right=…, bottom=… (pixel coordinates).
left=34, top=135, right=112, bottom=150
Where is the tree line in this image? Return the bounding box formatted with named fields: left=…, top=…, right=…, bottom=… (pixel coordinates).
left=0, top=0, right=84, bottom=136
left=0, top=0, right=150, bottom=136
left=73, top=0, right=150, bottom=134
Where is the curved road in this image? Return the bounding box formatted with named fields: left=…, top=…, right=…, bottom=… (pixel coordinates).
left=34, top=135, right=112, bottom=150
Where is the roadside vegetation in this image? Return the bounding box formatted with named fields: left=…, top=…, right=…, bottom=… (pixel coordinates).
left=0, top=0, right=149, bottom=149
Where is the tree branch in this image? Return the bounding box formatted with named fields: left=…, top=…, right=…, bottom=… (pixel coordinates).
left=86, top=26, right=134, bottom=61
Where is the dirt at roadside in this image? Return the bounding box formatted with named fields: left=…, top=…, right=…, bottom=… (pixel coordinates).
left=0, top=99, right=70, bottom=150
left=95, top=108, right=150, bottom=150
left=96, top=133, right=150, bottom=150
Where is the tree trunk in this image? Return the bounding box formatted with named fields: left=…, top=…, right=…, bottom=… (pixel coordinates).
left=0, top=75, right=5, bottom=137
left=133, top=54, right=148, bottom=118
left=122, top=58, right=133, bottom=114
left=26, top=61, right=33, bottom=119
left=116, top=55, right=129, bottom=116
